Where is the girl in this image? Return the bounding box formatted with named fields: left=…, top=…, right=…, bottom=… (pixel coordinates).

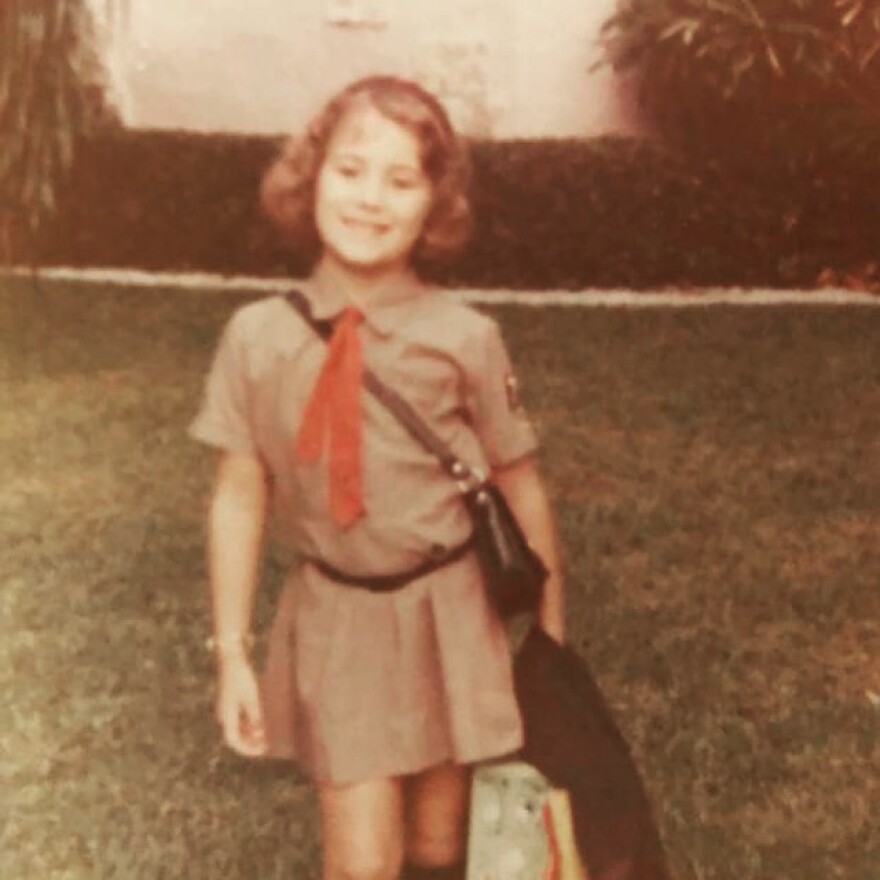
left=190, top=75, right=565, bottom=880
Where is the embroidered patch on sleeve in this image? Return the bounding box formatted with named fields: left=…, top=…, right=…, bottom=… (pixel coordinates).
left=505, top=372, right=522, bottom=411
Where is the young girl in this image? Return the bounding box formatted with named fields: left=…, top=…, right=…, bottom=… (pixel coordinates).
left=190, top=75, right=565, bottom=880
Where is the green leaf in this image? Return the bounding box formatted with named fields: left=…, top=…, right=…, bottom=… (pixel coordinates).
left=660, top=19, right=701, bottom=45
left=839, top=0, right=864, bottom=29
left=860, top=40, right=880, bottom=70
left=1, top=0, right=121, bottom=241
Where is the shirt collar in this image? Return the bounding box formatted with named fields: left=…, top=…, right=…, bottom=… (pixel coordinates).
left=301, top=263, right=431, bottom=336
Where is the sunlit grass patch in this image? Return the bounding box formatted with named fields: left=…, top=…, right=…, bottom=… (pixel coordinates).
left=3, top=277, right=879, bottom=879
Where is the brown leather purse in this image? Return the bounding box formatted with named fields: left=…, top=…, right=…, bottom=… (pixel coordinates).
left=461, top=478, right=547, bottom=617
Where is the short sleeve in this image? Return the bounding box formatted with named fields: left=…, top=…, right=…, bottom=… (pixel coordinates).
left=188, top=311, right=256, bottom=454
left=466, top=318, right=539, bottom=468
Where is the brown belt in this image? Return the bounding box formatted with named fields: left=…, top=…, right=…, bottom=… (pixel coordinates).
left=304, top=535, right=475, bottom=593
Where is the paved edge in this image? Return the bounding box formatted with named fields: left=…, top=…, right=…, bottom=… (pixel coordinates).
left=3, top=266, right=879, bottom=307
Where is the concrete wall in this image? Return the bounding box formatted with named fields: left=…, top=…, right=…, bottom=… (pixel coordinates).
left=92, top=0, right=642, bottom=139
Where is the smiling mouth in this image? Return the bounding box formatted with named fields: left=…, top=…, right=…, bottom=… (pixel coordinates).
left=342, top=218, right=390, bottom=234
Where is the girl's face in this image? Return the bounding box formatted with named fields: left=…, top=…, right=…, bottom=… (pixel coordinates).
left=315, top=103, right=434, bottom=277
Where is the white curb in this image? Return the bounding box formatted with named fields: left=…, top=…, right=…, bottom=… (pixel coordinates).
left=3, top=266, right=879, bottom=307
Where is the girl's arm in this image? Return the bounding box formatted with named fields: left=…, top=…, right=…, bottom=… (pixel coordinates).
left=493, top=455, right=565, bottom=643
left=207, top=450, right=269, bottom=755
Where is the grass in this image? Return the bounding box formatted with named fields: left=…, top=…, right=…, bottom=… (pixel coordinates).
left=2, top=275, right=879, bottom=879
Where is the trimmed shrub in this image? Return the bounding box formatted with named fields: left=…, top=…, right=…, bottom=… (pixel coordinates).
left=454, top=138, right=781, bottom=289
left=37, top=130, right=296, bottom=277
left=15, top=128, right=880, bottom=289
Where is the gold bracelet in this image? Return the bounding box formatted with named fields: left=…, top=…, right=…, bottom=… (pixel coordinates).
left=205, top=633, right=254, bottom=654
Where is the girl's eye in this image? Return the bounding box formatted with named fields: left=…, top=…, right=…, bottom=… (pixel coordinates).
left=335, top=163, right=360, bottom=178
left=391, top=175, right=422, bottom=190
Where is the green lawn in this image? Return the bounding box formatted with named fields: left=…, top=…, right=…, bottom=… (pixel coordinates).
left=2, top=276, right=879, bottom=880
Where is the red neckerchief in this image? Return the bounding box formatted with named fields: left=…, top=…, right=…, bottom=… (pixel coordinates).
left=295, top=306, right=365, bottom=527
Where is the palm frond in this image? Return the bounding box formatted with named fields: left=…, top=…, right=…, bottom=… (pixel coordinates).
left=0, top=0, right=122, bottom=261
left=596, top=0, right=880, bottom=151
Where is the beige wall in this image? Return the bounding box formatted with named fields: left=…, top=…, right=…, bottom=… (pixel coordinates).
left=95, top=0, right=641, bottom=139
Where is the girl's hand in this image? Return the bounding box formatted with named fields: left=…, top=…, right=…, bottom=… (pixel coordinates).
left=215, top=655, right=267, bottom=757
left=538, top=571, right=566, bottom=644
left=538, top=610, right=565, bottom=645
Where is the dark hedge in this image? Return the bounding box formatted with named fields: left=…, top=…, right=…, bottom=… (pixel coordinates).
left=13, top=129, right=880, bottom=289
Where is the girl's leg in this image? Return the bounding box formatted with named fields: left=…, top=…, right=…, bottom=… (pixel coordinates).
left=318, top=777, right=405, bottom=880
left=402, top=763, right=471, bottom=879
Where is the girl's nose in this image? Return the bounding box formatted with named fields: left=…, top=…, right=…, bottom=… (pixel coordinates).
left=355, top=173, right=384, bottom=208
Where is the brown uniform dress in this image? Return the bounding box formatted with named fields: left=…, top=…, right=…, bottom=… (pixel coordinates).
left=189, top=269, right=539, bottom=786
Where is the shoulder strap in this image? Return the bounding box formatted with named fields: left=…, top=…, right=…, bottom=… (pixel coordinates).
left=284, top=289, right=483, bottom=488
left=285, top=287, right=334, bottom=340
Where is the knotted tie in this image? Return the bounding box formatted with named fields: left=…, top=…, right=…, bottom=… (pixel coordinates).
left=295, top=307, right=365, bottom=527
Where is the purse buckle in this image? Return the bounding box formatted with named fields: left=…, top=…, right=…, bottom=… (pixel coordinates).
left=451, top=460, right=486, bottom=495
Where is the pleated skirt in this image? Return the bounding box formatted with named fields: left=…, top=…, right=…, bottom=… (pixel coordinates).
left=259, top=551, right=523, bottom=785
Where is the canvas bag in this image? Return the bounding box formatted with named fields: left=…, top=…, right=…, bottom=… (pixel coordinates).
left=467, top=761, right=587, bottom=880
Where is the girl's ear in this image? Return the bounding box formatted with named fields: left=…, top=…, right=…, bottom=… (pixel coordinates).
left=260, top=156, right=296, bottom=233
left=415, top=191, right=471, bottom=268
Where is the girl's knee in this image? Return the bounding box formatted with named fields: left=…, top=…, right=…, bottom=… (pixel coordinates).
left=320, top=776, right=405, bottom=880
left=404, top=827, right=466, bottom=869
left=325, top=845, right=404, bottom=880
left=404, top=763, right=469, bottom=868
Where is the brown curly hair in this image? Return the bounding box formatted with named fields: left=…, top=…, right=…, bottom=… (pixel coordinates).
left=260, top=75, right=472, bottom=274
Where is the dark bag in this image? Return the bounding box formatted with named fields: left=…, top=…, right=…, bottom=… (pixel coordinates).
left=284, top=288, right=546, bottom=617
left=513, top=625, right=672, bottom=880
left=463, top=481, right=547, bottom=617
